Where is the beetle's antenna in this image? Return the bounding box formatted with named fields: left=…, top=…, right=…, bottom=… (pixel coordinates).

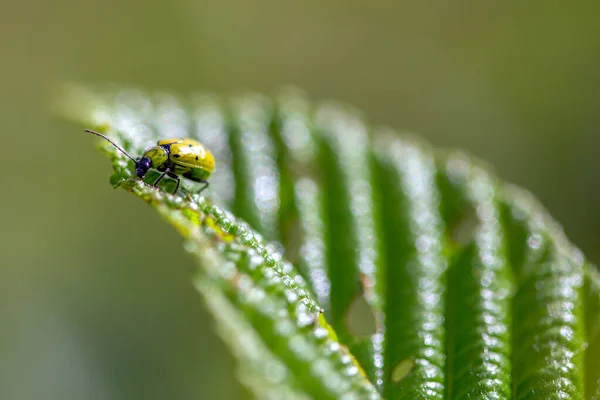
left=85, top=129, right=137, bottom=163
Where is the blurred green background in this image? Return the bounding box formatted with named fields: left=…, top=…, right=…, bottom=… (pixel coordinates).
left=2, top=1, right=600, bottom=399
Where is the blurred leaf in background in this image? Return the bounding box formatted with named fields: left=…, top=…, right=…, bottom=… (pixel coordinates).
left=1, top=1, right=600, bottom=399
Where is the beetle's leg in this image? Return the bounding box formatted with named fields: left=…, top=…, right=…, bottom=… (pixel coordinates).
left=153, top=168, right=181, bottom=194
left=197, top=180, right=210, bottom=195
left=166, top=171, right=181, bottom=194
left=153, top=168, right=170, bottom=188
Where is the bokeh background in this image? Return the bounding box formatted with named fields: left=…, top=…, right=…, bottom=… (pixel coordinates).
left=2, top=1, right=600, bottom=399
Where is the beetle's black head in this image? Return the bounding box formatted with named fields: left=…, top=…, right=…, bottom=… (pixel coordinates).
left=135, top=157, right=152, bottom=178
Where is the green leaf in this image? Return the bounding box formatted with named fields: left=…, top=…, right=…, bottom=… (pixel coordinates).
left=56, top=84, right=600, bottom=399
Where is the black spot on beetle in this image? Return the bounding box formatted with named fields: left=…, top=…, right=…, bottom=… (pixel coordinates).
left=173, top=154, right=181, bottom=158
left=189, top=144, right=193, bottom=147
left=196, top=156, right=199, bottom=160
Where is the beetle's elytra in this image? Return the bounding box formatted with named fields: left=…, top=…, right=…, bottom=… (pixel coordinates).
left=86, top=129, right=215, bottom=194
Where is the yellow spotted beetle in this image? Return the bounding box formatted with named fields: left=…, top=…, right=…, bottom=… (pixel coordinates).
left=86, top=129, right=215, bottom=194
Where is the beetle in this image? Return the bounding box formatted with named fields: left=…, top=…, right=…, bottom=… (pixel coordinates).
left=85, top=129, right=215, bottom=194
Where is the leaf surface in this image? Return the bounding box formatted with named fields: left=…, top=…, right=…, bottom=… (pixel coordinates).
left=57, top=85, right=600, bottom=399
